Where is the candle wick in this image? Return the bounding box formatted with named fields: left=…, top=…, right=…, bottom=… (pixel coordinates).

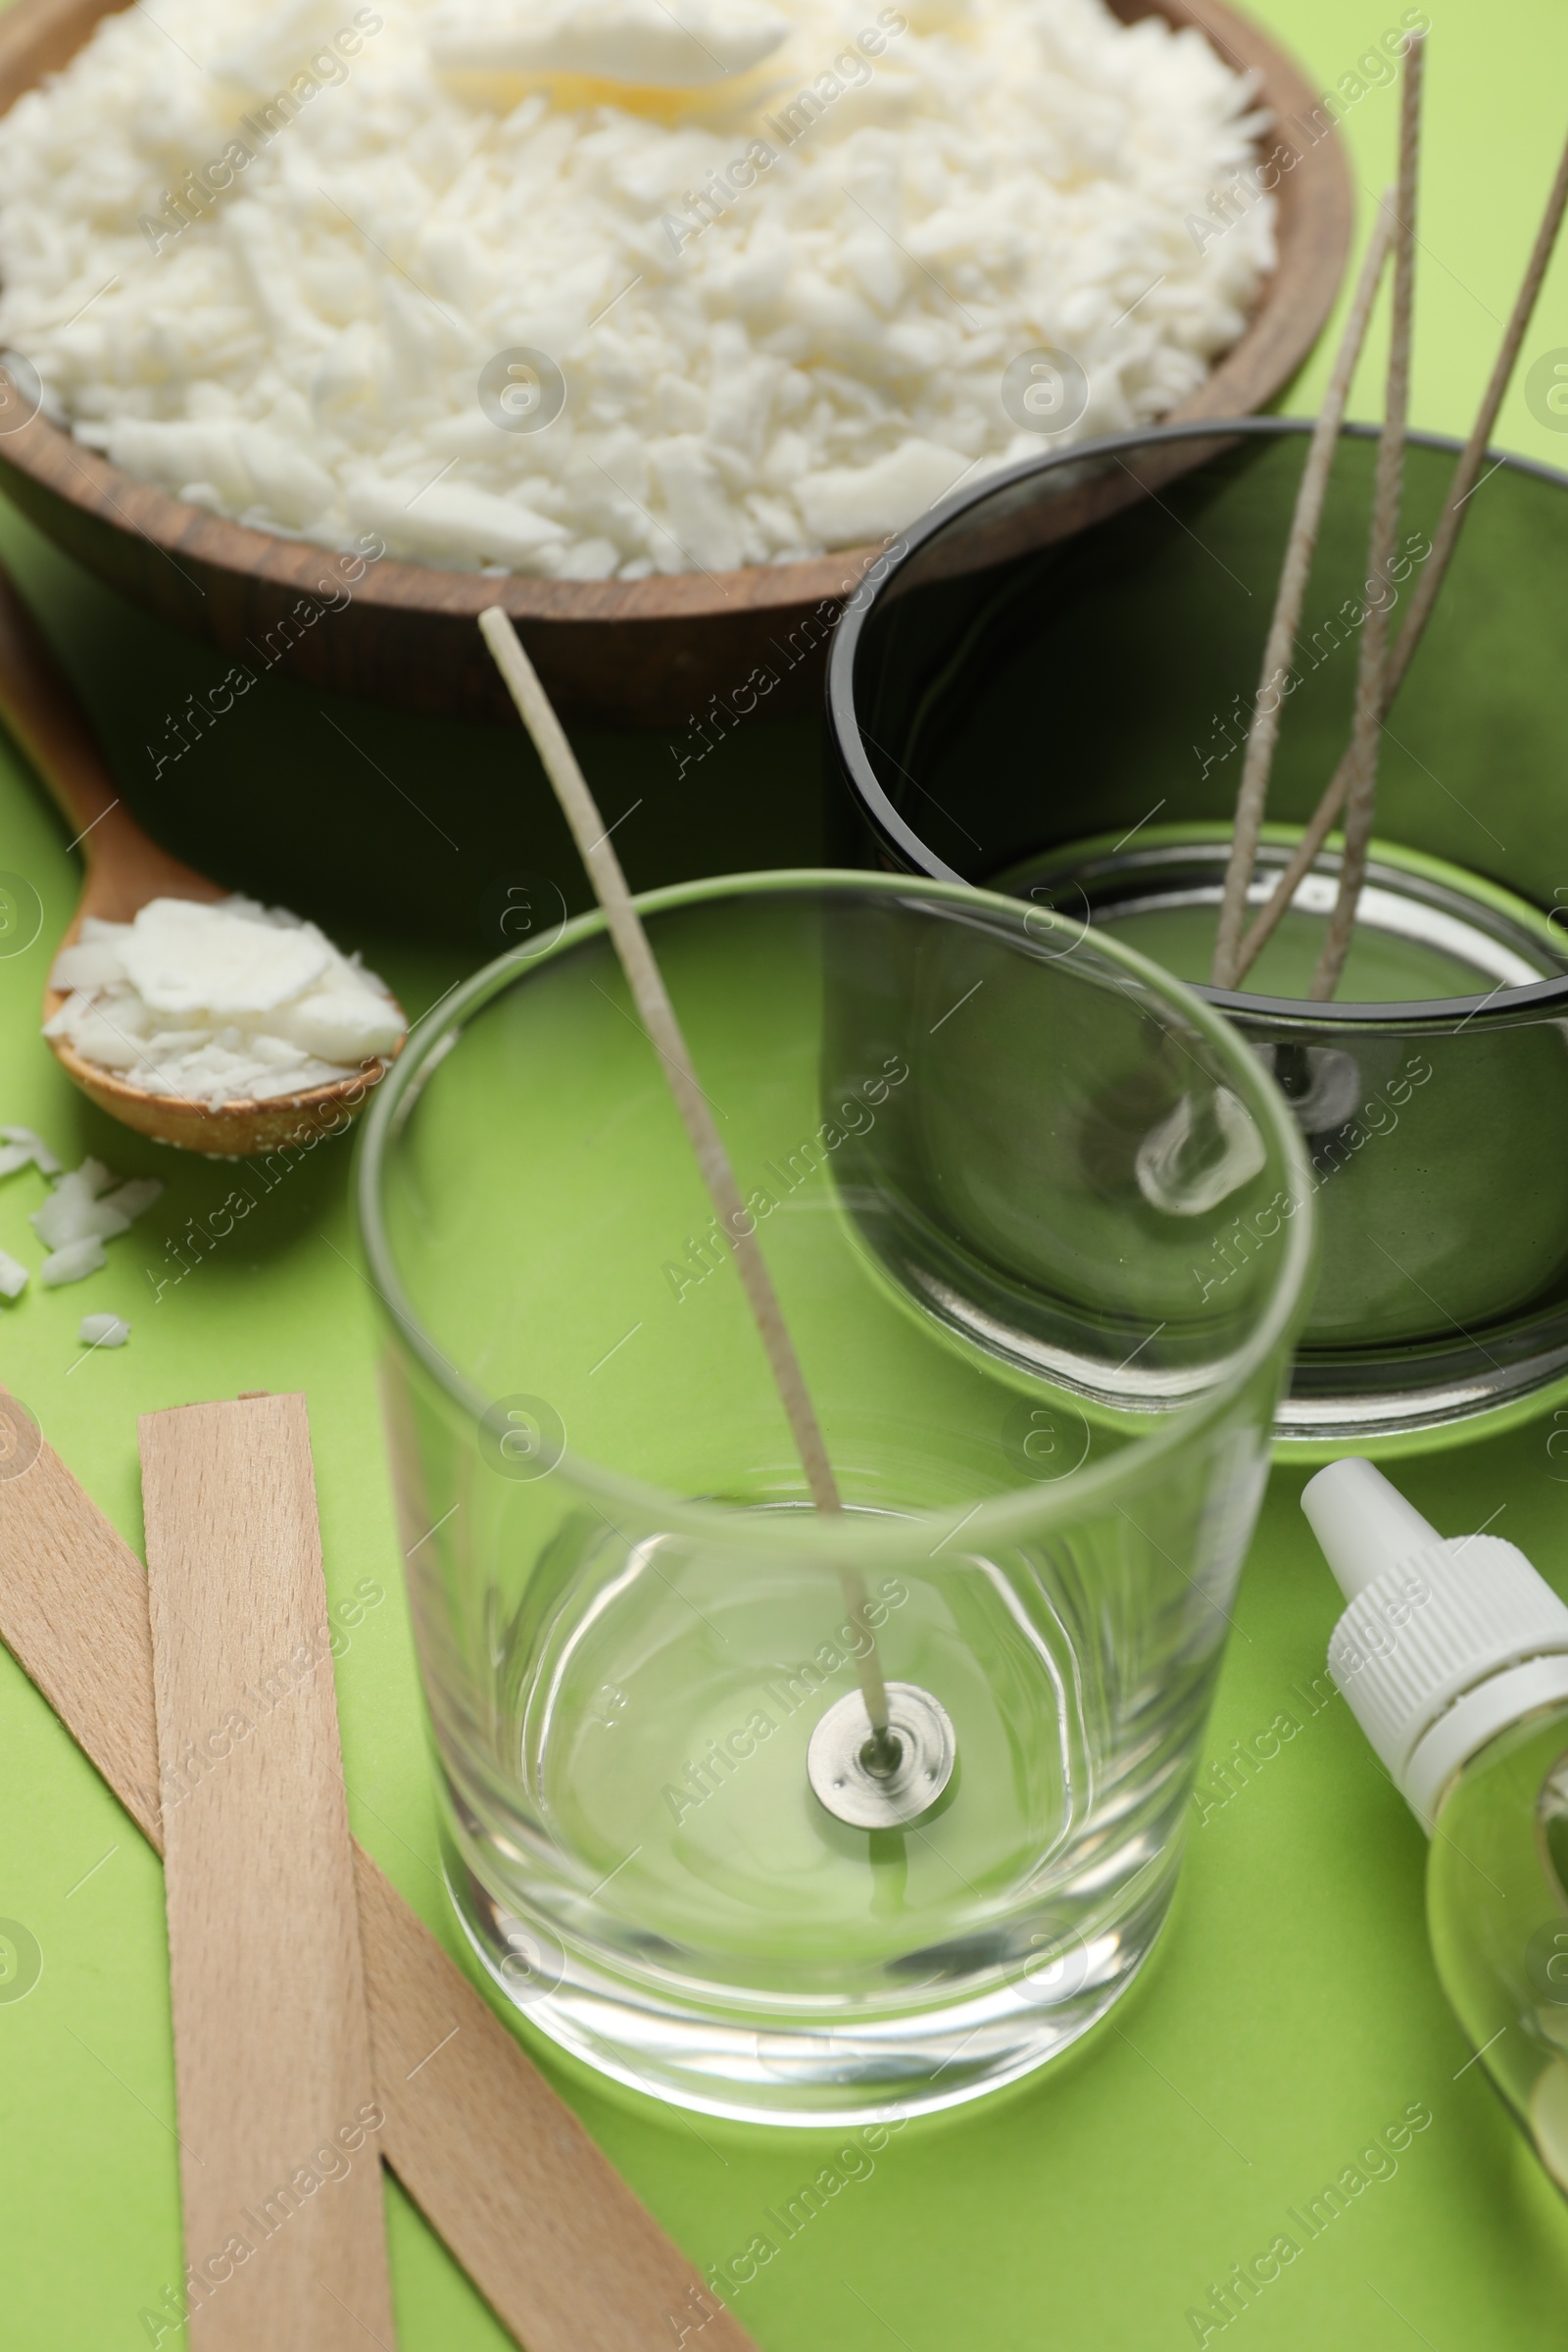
left=1231, top=78, right=1568, bottom=991
left=479, top=606, right=891, bottom=1740
left=1308, top=32, right=1424, bottom=1004
left=1208, top=198, right=1396, bottom=992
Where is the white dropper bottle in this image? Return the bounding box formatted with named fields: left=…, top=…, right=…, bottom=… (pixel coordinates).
left=1303, top=1456, right=1568, bottom=2193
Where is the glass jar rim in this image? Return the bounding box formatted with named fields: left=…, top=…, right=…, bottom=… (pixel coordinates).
left=826, top=415, right=1568, bottom=1031
left=356, top=867, right=1316, bottom=1561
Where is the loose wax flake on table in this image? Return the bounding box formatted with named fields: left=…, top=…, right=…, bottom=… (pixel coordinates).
left=77, top=1314, right=130, bottom=1348
left=0, top=1124, right=60, bottom=1176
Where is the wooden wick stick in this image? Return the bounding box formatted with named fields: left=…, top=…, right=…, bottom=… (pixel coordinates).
left=479, top=608, right=892, bottom=1741
left=1233, top=106, right=1568, bottom=988
left=1308, top=36, right=1423, bottom=1003
left=1209, top=205, right=1396, bottom=990
left=0, top=1391, right=762, bottom=2352
left=142, top=1396, right=396, bottom=2352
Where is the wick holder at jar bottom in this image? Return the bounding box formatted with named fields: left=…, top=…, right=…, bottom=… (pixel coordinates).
left=807, top=1681, right=956, bottom=1828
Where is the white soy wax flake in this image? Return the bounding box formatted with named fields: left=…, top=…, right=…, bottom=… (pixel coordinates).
left=28, top=1156, right=164, bottom=1282
left=48, top=937, right=128, bottom=992
left=78, top=1311, right=131, bottom=1348
left=0, top=1246, right=26, bottom=1299
left=430, top=0, right=790, bottom=86
left=0, top=1124, right=62, bottom=1177
left=101, top=1176, right=165, bottom=1223
left=39, top=1236, right=108, bottom=1287
left=30, top=1157, right=131, bottom=1250
left=269, top=988, right=408, bottom=1064
left=120, top=900, right=332, bottom=1016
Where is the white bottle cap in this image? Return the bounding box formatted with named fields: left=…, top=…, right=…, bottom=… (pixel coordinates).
left=1302, top=1457, right=1568, bottom=1830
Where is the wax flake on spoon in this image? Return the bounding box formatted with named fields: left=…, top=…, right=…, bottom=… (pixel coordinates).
left=44, top=894, right=405, bottom=1109
left=119, top=899, right=333, bottom=1016
left=47, top=935, right=128, bottom=992
left=0, top=1247, right=26, bottom=1299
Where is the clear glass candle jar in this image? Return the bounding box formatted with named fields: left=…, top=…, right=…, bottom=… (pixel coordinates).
left=358, top=872, right=1314, bottom=2123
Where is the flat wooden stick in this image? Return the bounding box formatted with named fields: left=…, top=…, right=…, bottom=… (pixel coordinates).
left=1232, top=108, right=1568, bottom=987
left=1208, top=203, right=1396, bottom=989
left=0, top=1390, right=757, bottom=2352
left=1308, top=33, right=1424, bottom=1002
left=479, top=605, right=892, bottom=1739
left=140, top=1396, right=396, bottom=2352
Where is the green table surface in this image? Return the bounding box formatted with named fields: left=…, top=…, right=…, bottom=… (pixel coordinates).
left=4, top=0, right=1568, bottom=2342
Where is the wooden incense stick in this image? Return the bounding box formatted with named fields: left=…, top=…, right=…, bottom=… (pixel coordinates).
left=1232, top=110, right=1568, bottom=988
left=479, top=604, right=893, bottom=1742
left=1208, top=203, right=1396, bottom=990
left=0, top=1389, right=758, bottom=2352
left=1307, top=30, right=1424, bottom=1002
left=140, top=1396, right=396, bottom=2352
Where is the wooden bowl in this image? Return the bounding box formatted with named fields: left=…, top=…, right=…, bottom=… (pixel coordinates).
left=0, top=0, right=1350, bottom=728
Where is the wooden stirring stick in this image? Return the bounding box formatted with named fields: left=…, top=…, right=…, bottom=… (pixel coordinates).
left=0, top=1389, right=758, bottom=2352
left=0, top=565, right=404, bottom=1154
left=479, top=607, right=894, bottom=1748
left=1231, top=113, right=1568, bottom=988
left=1209, top=203, right=1396, bottom=989
left=1309, top=30, right=1425, bottom=1001
left=140, top=1396, right=396, bottom=2352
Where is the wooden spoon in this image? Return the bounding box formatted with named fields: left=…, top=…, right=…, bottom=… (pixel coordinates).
left=0, top=566, right=403, bottom=1153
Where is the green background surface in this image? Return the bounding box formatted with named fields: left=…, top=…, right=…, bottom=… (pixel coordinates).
left=3, top=0, right=1568, bottom=2344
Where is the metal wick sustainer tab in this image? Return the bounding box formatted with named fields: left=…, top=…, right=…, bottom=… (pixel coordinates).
left=807, top=1681, right=956, bottom=1829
